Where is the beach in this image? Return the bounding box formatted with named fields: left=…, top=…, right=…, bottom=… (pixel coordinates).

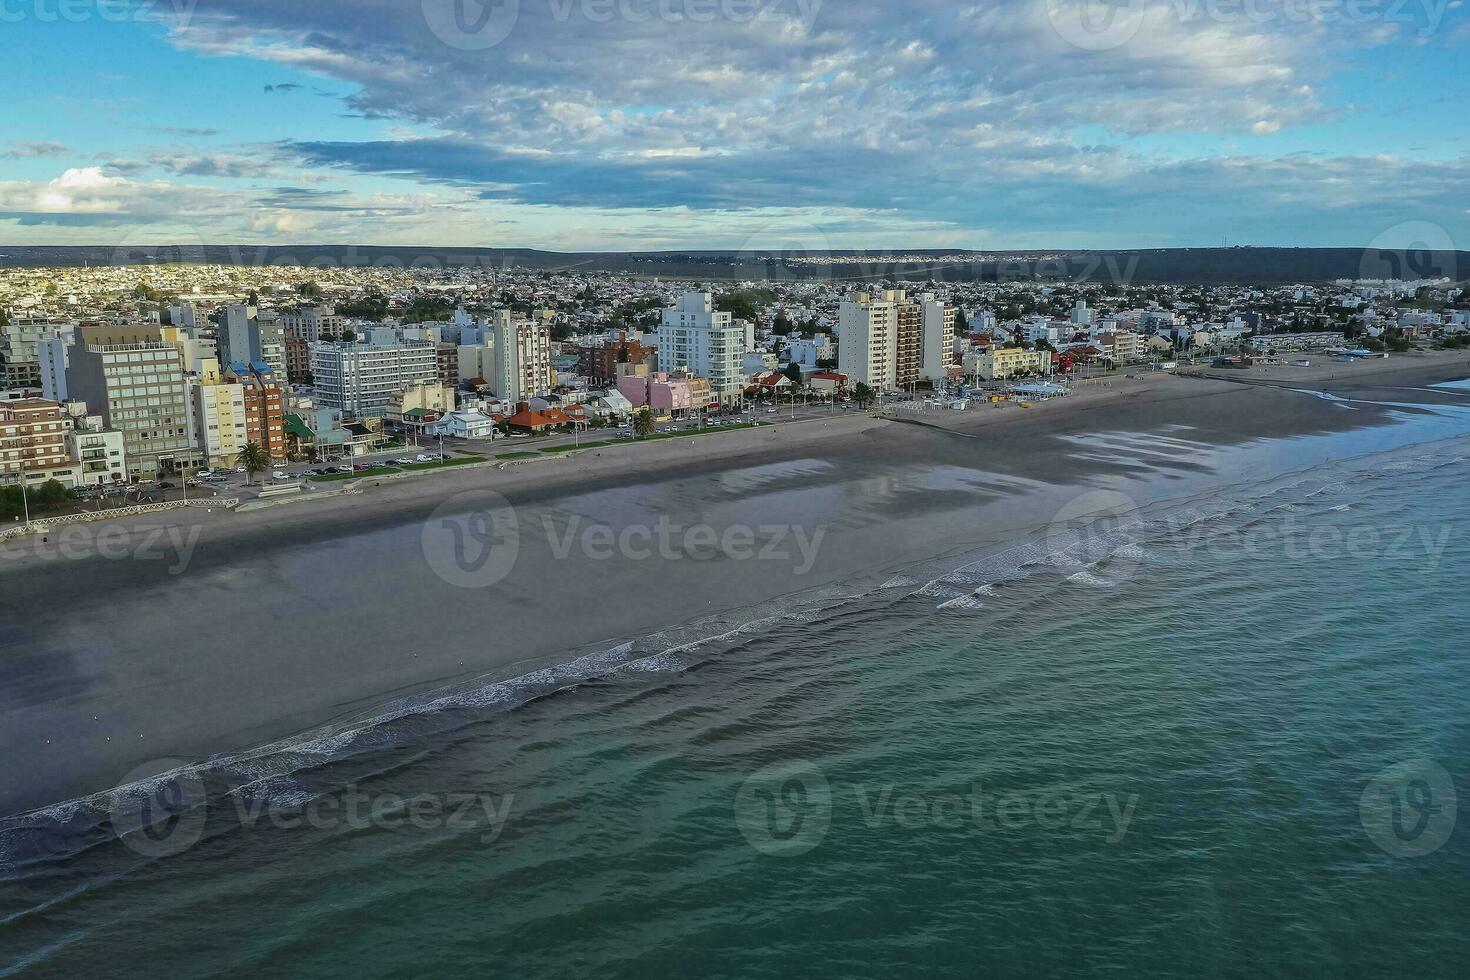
left=2, top=350, right=1469, bottom=819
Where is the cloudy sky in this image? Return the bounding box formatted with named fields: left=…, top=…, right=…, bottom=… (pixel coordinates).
left=1, top=0, right=1466, bottom=250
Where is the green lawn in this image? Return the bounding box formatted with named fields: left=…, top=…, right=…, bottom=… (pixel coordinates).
left=495, top=451, right=542, bottom=461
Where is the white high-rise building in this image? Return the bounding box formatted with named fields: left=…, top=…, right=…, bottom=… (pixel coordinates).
left=838, top=291, right=901, bottom=391
left=491, top=311, right=555, bottom=405
left=309, top=341, right=438, bottom=417
left=657, top=292, right=745, bottom=403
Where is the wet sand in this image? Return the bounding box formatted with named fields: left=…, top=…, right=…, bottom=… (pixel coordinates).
left=2, top=350, right=1468, bottom=817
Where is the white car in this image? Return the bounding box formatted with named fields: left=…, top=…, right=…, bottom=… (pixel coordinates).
left=272, top=471, right=291, bottom=481
left=416, top=453, right=435, bottom=462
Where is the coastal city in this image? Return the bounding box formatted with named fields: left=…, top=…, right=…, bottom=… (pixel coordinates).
left=4, top=260, right=1467, bottom=523
left=5, top=0, right=1470, bottom=971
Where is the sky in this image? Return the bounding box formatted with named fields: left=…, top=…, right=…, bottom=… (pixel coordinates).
left=0, top=0, right=1466, bottom=251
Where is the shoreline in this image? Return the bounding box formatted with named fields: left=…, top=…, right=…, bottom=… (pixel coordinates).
left=2, top=350, right=1469, bottom=818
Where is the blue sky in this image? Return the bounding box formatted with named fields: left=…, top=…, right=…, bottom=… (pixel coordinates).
left=1, top=0, right=1466, bottom=251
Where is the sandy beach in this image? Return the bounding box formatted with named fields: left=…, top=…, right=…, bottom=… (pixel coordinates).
left=3, top=350, right=1469, bottom=818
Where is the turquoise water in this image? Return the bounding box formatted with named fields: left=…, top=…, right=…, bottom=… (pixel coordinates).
left=3, top=426, right=1469, bottom=976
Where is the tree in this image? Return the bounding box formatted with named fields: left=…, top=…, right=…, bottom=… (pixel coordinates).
left=298, top=281, right=324, bottom=299
left=852, top=382, right=875, bottom=409
left=237, top=442, right=270, bottom=485
left=633, top=408, right=656, bottom=439
left=340, top=329, right=357, bottom=343
left=782, top=362, right=804, bottom=386
left=954, top=308, right=969, bottom=333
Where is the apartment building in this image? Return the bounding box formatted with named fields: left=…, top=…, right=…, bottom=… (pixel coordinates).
left=964, top=347, right=1052, bottom=381
left=894, top=299, right=923, bottom=388
left=0, top=397, right=75, bottom=487
left=579, top=337, right=657, bottom=385
left=1245, top=331, right=1347, bottom=353
left=921, top=293, right=957, bottom=382
left=838, top=290, right=900, bottom=390
left=284, top=334, right=311, bottom=382
left=65, top=340, right=196, bottom=479
left=280, top=304, right=344, bottom=343
left=226, top=361, right=286, bottom=461
left=192, top=369, right=249, bottom=469
left=1094, top=331, right=1145, bottom=364
left=65, top=418, right=126, bottom=487
left=309, top=340, right=438, bottom=417
left=657, top=292, right=745, bottom=402
left=218, top=305, right=287, bottom=382
left=492, top=313, right=555, bottom=405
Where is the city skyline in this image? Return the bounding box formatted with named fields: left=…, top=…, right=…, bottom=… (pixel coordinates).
left=1, top=0, right=1466, bottom=252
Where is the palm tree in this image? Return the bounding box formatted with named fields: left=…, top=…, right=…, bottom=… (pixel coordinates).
left=632, top=408, right=656, bottom=439
left=851, top=382, right=875, bottom=410
left=236, top=441, right=269, bottom=485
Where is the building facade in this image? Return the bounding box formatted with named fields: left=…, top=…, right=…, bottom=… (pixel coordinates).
left=838, top=290, right=900, bottom=391
left=309, top=341, right=438, bottom=417
left=657, top=292, right=745, bottom=402
left=65, top=340, right=195, bottom=479
left=0, top=397, right=73, bottom=487
left=491, top=313, right=555, bottom=405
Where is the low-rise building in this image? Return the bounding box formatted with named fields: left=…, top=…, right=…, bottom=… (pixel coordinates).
left=964, top=347, right=1052, bottom=381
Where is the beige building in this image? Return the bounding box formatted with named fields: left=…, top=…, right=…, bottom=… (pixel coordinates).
left=839, top=290, right=901, bottom=391
left=386, top=382, right=457, bottom=424
left=965, top=347, right=1052, bottom=381
left=493, top=313, right=556, bottom=404
left=192, top=365, right=250, bottom=469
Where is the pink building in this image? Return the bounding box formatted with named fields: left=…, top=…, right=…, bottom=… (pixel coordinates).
left=617, top=372, right=692, bottom=414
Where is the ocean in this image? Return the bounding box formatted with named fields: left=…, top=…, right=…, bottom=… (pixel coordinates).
left=2, top=400, right=1468, bottom=976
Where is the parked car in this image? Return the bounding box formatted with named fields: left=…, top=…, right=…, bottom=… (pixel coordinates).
left=335, top=465, right=354, bottom=473
left=415, top=454, right=435, bottom=461
left=272, top=471, right=290, bottom=481
left=394, top=458, right=414, bottom=466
